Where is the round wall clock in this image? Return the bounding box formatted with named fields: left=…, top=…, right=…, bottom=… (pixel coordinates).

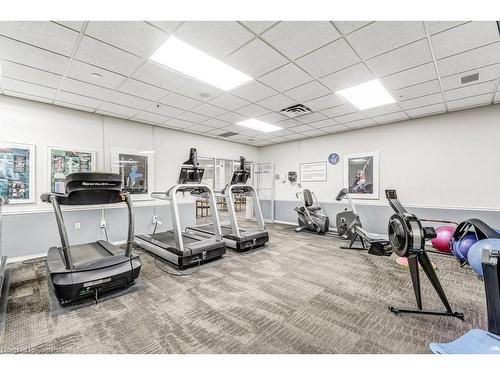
left=328, top=153, right=339, bottom=165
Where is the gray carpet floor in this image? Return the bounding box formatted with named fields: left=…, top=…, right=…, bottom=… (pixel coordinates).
left=0, top=223, right=487, bottom=354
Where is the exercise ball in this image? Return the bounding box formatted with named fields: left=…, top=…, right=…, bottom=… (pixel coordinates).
left=467, top=238, right=500, bottom=276
left=431, top=226, right=455, bottom=253
left=452, top=232, right=478, bottom=261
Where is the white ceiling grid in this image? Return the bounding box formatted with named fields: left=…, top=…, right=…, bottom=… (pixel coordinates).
left=0, top=20, right=498, bottom=147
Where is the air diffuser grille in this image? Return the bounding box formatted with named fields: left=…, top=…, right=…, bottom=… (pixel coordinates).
left=460, top=72, right=479, bottom=85
left=280, top=104, right=313, bottom=118
left=218, top=131, right=238, bottom=137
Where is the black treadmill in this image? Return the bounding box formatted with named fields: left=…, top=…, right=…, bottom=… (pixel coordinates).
left=188, top=156, right=269, bottom=251
left=41, top=173, right=141, bottom=304
left=135, top=148, right=226, bottom=269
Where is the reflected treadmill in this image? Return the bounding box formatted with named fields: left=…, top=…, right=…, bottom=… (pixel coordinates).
left=135, top=148, right=226, bottom=269
left=41, top=173, right=141, bottom=304
left=189, top=156, right=269, bottom=252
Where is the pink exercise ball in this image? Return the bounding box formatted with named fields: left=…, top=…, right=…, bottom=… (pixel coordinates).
left=431, top=226, right=455, bottom=253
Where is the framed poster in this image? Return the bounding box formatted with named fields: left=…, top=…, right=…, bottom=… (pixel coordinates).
left=344, top=151, right=379, bottom=199
left=0, top=142, right=35, bottom=204
left=300, top=162, right=327, bottom=182
left=110, top=147, right=154, bottom=201
left=48, top=147, right=97, bottom=193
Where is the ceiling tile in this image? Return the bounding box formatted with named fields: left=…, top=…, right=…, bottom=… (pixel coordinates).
left=494, top=91, right=500, bottom=103
left=346, top=21, right=426, bottom=59
left=261, top=21, right=341, bottom=60
left=97, top=102, right=139, bottom=118
left=321, top=103, right=357, bottom=118
left=0, top=21, right=79, bottom=56
left=447, top=93, right=493, bottom=111
left=159, top=92, right=202, bottom=110
left=304, top=93, right=345, bottom=111
left=54, top=21, right=86, bottom=32
left=345, top=118, right=376, bottom=129
left=276, top=118, right=302, bottom=128
left=259, top=64, right=312, bottom=92
left=85, top=21, right=168, bottom=58
left=118, top=78, right=169, bottom=101
left=240, top=21, right=277, bottom=35
left=60, top=77, right=114, bottom=101
left=54, top=101, right=94, bottom=112
left=208, top=93, right=249, bottom=111
left=54, top=91, right=103, bottom=109
left=319, top=63, right=374, bottom=91
left=296, top=112, right=328, bottom=124
left=146, top=102, right=184, bottom=117
left=191, top=102, right=227, bottom=117
left=131, top=111, right=169, bottom=124
left=302, top=128, right=328, bottom=137
left=230, top=80, right=277, bottom=102
left=257, top=112, right=289, bottom=123
left=295, top=38, right=361, bottom=78
left=177, top=111, right=210, bottom=123
left=0, top=36, right=69, bottom=74
left=288, top=124, right=315, bottom=132
left=399, top=92, right=443, bottom=110
left=362, top=103, right=402, bottom=117
left=175, top=80, right=225, bottom=101
left=284, top=81, right=331, bottom=102
left=132, top=61, right=190, bottom=91
left=321, top=124, right=350, bottom=133
left=225, top=39, right=288, bottom=78
left=334, top=111, right=367, bottom=123
left=333, top=21, right=372, bottom=35
left=367, top=39, right=432, bottom=77
left=107, top=91, right=152, bottom=110
left=381, top=62, right=437, bottom=90
left=201, top=118, right=228, bottom=128
left=440, top=63, right=500, bottom=91
left=216, top=112, right=247, bottom=123
left=66, top=59, right=126, bottom=89
left=75, top=36, right=143, bottom=76
left=256, top=93, right=297, bottom=112
left=392, top=80, right=442, bottom=101
left=174, top=21, right=254, bottom=58
left=0, top=60, right=61, bottom=88
left=406, top=102, right=446, bottom=118
left=163, top=118, right=194, bottom=129
left=444, top=80, right=496, bottom=101
left=431, top=22, right=499, bottom=60
left=372, top=111, right=409, bottom=123
left=1, top=77, right=56, bottom=99
left=424, top=21, right=468, bottom=35
left=146, top=21, right=182, bottom=34
left=437, top=42, right=500, bottom=77
left=236, top=103, right=270, bottom=117
left=3, top=90, right=52, bottom=103
left=307, top=118, right=339, bottom=128
left=186, top=123, right=213, bottom=133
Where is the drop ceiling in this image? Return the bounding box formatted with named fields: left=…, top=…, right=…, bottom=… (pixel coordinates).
left=0, top=21, right=499, bottom=147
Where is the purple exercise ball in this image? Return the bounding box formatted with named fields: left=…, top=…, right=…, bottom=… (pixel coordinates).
left=452, top=232, right=478, bottom=261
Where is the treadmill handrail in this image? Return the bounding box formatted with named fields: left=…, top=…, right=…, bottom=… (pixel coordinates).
left=224, top=183, right=266, bottom=237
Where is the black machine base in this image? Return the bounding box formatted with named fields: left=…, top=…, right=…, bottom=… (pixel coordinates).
left=340, top=235, right=392, bottom=256
left=388, top=305, right=465, bottom=319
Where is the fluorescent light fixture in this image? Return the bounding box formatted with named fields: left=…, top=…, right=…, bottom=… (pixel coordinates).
left=150, top=36, right=253, bottom=91
left=336, top=79, right=395, bottom=110
left=236, top=119, right=283, bottom=133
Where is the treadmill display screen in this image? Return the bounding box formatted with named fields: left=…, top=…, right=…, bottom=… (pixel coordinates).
left=178, top=167, right=204, bottom=184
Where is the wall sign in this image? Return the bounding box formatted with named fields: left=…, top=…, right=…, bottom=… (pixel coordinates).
left=300, top=162, right=327, bottom=182
left=0, top=142, right=35, bottom=204
left=48, top=147, right=97, bottom=193
left=344, top=151, right=379, bottom=200
left=328, top=153, right=339, bottom=165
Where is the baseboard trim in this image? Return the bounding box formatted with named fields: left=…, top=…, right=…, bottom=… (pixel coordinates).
left=7, top=252, right=46, bottom=264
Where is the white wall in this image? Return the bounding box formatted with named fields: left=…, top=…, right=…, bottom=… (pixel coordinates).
left=260, top=104, right=500, bottom=210
left=0, top=94, right=259, bottom=213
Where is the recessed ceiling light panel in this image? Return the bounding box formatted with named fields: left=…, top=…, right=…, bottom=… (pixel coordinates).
left=150, top=36, right=253, bottom=91
left=336, top=79, right=395, bottom=110
left=236, top=119, right=283, bottom=133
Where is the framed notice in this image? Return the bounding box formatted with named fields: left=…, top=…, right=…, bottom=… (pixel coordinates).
left=111, top=147, right=154, bottom=201
left=0, top=142, right=35, bottom=204
left=300, top=162, right=327, bottom=182
left=48, top=147, right=97, bottom=193
left=344, top=151, right=379, bottom=200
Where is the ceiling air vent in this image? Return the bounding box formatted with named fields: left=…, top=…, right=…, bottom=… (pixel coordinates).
left=218, top=131, right=238, bottom=137
left=280, top=103, right=313, bottom=118
left=461, top=72, right=480, bottom=85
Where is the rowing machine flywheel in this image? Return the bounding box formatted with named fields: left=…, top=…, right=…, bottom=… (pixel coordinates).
left=388, top=213, right=425, bottom=257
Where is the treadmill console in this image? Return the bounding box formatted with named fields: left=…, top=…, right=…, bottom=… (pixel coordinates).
left=178, top=148, right=205, bottom=184
left=230, top=156, right=250, bottom=185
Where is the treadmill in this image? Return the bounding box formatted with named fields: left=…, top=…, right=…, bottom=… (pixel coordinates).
left=188, top=156, right=269, bottom=251
left=135, top=148, right=226, bottom=269
left=41, top=173, right=141, bottom=304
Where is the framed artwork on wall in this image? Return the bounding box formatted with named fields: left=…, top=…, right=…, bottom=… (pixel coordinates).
left=110, top=147, right=154, bottom=201
left=48, top=147, right=97, bottom=193
left=0, top=142, right=36, bottom=204
left=344, top=151, right=379, bottom=200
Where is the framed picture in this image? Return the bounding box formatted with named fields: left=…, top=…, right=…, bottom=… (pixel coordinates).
left=48, top=147, right=97, bottom=193
left=110, top=147, right=154, bottom=201
left=0, top=142, right=35, bottom=204
left=344, top=151, right=379, bottom=200
left=300, top=162, right=327, bottom=182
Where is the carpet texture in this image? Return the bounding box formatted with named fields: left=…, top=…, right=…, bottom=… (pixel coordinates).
left=0, top=223, right=487, bottom=353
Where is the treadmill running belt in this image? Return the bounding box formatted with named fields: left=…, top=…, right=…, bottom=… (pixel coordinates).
left=149, top=231, right=200, bottom=244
